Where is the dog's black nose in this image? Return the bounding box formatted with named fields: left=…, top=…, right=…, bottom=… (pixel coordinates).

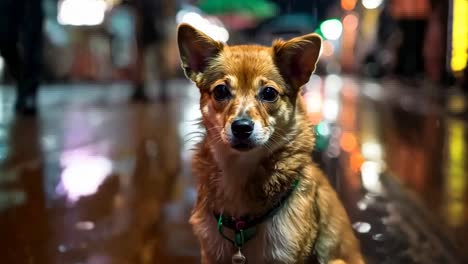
left=231, top=119, right=254, bottom=140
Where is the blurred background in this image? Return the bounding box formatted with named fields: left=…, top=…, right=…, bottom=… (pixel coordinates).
left=1, top=0, right=467, bottom=85
left=0, top=0, right=467, bottom=263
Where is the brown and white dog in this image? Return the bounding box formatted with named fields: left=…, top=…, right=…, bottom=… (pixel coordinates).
left=177, top=23, right=364, bottom=264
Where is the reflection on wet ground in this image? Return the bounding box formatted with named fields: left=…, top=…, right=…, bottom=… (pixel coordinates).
left=0, top=77, right=466, bottom=263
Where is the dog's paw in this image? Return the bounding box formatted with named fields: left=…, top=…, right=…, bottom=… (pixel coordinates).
left=329, top=260, right=346, bottom=264
left=328, top=259, right=365, bottom=264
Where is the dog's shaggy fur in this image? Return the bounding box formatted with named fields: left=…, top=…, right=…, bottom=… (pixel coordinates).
left=177, top=23, right=364, bottom=264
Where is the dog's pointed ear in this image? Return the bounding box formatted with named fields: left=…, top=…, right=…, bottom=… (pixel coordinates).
left=177, top=23, right=224, bottom=82
left=273, top=33, right=322, bottom=91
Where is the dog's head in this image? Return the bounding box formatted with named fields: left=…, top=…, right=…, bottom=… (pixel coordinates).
left=178, top=24, right=321, bottom=153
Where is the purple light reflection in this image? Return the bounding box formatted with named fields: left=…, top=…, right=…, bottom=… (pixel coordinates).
left=56, top=153, right=113, bottom=202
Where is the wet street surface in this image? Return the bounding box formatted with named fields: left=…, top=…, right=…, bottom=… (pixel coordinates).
left=0, top=76, right=467, bottom=263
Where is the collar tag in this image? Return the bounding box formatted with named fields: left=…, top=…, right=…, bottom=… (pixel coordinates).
left=232, top=248, right=246, bottom=264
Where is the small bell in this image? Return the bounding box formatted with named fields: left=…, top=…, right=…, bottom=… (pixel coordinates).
left=232, top=248, right=246, bottom=264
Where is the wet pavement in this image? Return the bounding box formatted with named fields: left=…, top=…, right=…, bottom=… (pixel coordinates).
left=0, top=76, right=467, bottom=263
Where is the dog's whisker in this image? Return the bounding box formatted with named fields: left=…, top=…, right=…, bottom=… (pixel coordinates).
left=205, top=126, right=224, bottom=132
left=272, top=131, right=292, bottom=143
left=212, top=137, right=225, bottom=146
left=266, top=137, right=282, bottom=152
left=186, top=118, right=203, bottom=123
left=263, top=142, right=274, bottom=154
left=206, top=133, right=224, bottom=146
left=184, top=133, right=205, bottom=138
left=184, top=131, right=206, bottom=137
left=273, top=127, right=289, bottom=136
left=184, top=134, right=206, bottom=141
left=184, top=136, right=204, bottom=143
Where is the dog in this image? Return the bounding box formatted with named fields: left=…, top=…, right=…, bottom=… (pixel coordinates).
left=177, top=23, right=364, bottom=264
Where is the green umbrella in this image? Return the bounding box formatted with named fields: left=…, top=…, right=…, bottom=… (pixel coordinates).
left=198, top=0, right=278, bottom=19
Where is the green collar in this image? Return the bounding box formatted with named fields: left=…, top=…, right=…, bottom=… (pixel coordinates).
left=214, top=179, right=299, bottom=248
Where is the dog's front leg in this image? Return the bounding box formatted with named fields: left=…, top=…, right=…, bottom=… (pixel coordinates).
left=201, top=249, right=213, bottom=264
left=200, top=249, right=215, bottom=264
left=200, top=241, right=217, bottom=264
left=314, top=182, right=365, bottom=264
left=328, top=260, right=348, bottom=264
left=328, top=260, right=365, bottom=264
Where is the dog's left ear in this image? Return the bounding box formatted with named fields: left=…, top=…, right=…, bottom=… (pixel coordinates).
left=273, top=33, right=322, bottom=91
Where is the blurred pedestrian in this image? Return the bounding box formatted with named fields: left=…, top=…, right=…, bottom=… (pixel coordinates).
left=0, top=0, right=44, bottom=115
left=390, top=0, right=430, bottom=79
left=423, top=0, right=447, bottom=83
left=362, top=3, right=400, bottom=78
left=131, top=0, right=176, bottom=102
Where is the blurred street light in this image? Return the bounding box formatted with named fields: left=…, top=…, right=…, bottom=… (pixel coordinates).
left=362, top=0, right=384, bottom=10
left=320, top=19, right=343, bottom=40
left=343, top=13, right=359, bottom=31
left=198, top=0, right=277, bottom=19
left=362, top=141, right=383, bottom=161
left=450, top=0, right=468, bottom=73
left=316, top=121, right=331, bottom=137
left=176, top=10, right=229, bottom=42
left=361, top=160, right=383, bottom=193
left=341, top=0, right=358, bottom=11
left=321, top=40, right=335, bottom=57
left=58, top=0, right=107, bottom=26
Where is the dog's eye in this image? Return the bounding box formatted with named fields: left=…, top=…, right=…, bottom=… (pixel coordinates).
left=212, top=84, right=231, bottom=101
left=260, top=87, right=279, bottom=102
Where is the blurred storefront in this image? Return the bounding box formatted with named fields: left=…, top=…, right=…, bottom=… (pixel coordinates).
left=33, top=0, right=179, bottom=82
left=51, top=0, right=138, bottom=81
left=1, top=0, right=466, bottom=87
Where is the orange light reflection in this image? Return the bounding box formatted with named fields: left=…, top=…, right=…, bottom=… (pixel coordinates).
left=341, top=131, right=357, bottom=152
left=341, top=0, right=357, bottom=11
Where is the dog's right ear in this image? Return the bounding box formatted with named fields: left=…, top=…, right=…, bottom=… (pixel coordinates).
left=177, top=23, right=223, bottom=82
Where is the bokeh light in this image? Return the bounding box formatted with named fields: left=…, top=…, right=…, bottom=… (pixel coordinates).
left=450, top=0, right=468, bottom=72
left=321, top=40, right=335, bottom=57
left=56, top=154, right=113, bottom=202
left=360, top=160, right=383, bottom=193
left=341, top=0, right=357, bottom=11
left=58, top=0, right=107, bottom=26
left=341, top=132, right=357, bottom=152
left=176, top=10, right=229, bottom=42
left=362, top=0, right=384, bottom=10
left=320, top=19, right=343, bottom=40
left=343, top=13, right=359, bottom=31
left=316, top=122, right=331, bottom=137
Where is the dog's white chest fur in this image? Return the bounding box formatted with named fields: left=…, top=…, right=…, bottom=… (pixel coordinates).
left=193, top=206, right=301, bottom=264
